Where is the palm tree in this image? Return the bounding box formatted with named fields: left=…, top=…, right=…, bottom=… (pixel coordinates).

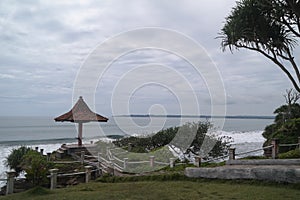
left=220, top=0, right=300, bottom=92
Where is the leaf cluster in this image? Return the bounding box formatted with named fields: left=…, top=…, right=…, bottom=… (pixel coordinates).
left=220, top=0, right=297, bottom=54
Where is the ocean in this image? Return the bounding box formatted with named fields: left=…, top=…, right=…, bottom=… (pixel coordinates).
left=0, top=116, right=273, bottom=183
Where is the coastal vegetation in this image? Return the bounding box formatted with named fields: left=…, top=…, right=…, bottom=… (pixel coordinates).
left=21, top=151, right=49, bottom=186
left=4, top=147, right=87, bottom=189
left=263, top=89, right=300, bottom=155
left=5, top=147, right=50, bottom=186
left=5, top=146, right=31, bottom=176
left=279, top=149, right=300, bottom=159
left=113, top=121, right=232, bottom=160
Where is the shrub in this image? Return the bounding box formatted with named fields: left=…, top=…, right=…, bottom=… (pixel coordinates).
left=263, top=103, right=300, bottom=154
left=21, top=150, right=49, bottom=186
left=263, top=119, right=300, bottom=153
left=278, top=149, right=300, bottom=159
left=5, top=146, right=32, bottom=176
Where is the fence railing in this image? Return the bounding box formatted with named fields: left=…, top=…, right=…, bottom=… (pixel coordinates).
left=187, top=137, right=300, bottom=167
left=225, top=137, right=300, bottom=162
left=96, top=137, right=300, bottom=172
left=97, top=148, right=176, bottom=173
left=48, top=166, right=99, bottom=190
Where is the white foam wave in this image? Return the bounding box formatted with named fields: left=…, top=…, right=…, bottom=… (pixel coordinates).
left=217, top=130, right=265, bottom=144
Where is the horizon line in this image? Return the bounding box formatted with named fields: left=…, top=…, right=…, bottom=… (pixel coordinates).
left=113, top=114, right=275, bottom=119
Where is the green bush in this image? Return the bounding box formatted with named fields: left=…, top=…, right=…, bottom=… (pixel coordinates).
left=264, top=119, right=300, bottom=153
left=21, top=150, right=50, bottom=186
left=263, top=103, right=300, bottom=154
left=278, top=149, right=300, bottom=159
left=5, top=146, right=32, bottom=176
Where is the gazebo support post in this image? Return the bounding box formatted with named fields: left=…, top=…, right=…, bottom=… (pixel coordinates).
left=78, top=122, right=83, bottom=146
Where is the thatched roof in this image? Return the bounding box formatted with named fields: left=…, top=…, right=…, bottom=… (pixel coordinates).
left=54, top=96, right=108, bottom=123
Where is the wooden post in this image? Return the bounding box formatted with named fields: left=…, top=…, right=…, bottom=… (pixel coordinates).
left=194, top=156, right=201, bottom=167
left=124, top=158, right=128, bottom=170
left=229, top=148, right=236, bottom=160
left=128, top=143, right=132, bottom=151
left=35, top=147, right=39, bottom=152
left=106, top=147, right=110, bottom=159
left=98, top=152, right=102, bottom=163
left=81, top=151, right=85, bottom=165
left=47, top=153, right=51, bottom=161
left=272, top=138, right=279, bottom=159
left=78, top=122, right=83, bottom=146
left=169, top=158, right=175, bottom=168
left=40, top=149, right=44, bottom=156
left=85, top=166, right=92, bottom=183
left=6, top=170, right=15, bottom=195
left=298, top=137, right=300, bottom=150
left=150, top=156, right=155, bottom=167
left=107, top=162, right=114, bottom=175
left=49, top=169, right=58, bottom=190
left=96, top=152, right=102, bottom=177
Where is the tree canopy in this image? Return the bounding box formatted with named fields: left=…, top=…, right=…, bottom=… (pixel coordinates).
left=113, top=122, right=232, bottom=160
left=220, top=0, right=300, bottom=92
left=5, top=146, right=32, bottom=176
left=263, top=101, right=300, bottom=153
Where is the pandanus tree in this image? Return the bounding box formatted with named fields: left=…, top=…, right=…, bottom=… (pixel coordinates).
left=220, top=0, right=300, bottom=92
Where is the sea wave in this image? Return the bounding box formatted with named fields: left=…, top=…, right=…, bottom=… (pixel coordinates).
left=219, top=130, right=265, bottom=144
left=0, top=137, right=77, bottom=146
left=0, top=135, right=121, bottom=146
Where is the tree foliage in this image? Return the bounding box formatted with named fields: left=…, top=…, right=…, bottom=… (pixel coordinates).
left=263, top=100, right=300, bottom=153
left=113, top=122, right=232, bottom=159
left=263, top=89, right=300, bottom=140
left=5, top=146, right=50, bottom=186
left=5, top=146, right=31, bottom=176
left=220, top=0, right=300, bottom=92
left=21, top=150, right=49, bottom=186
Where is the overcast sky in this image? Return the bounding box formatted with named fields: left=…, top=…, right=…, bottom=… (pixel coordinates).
left=0, top=0, right=296, bottom=117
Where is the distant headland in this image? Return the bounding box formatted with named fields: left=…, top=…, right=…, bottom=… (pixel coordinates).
left=114, top=114, right=275, bottom=119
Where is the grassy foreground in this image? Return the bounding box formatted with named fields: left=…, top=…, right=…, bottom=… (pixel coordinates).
left=1, top=179, right=300, bottom=200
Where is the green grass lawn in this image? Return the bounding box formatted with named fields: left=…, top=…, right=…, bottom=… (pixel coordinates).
left=1, top=180, right=300, bottom=200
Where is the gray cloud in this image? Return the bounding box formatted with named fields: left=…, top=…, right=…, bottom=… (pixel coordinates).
left=0, top=0, right=295, bottom=116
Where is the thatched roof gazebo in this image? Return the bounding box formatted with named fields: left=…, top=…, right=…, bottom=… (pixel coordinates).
left=54, top=96, right=108, bottom=146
